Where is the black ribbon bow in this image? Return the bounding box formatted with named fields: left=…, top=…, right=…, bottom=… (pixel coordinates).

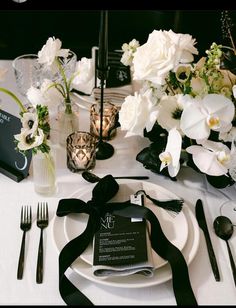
left=56, top=175, right=197, bottom=306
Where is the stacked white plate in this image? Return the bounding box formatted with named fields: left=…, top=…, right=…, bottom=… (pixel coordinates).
left=52, top=180, right=200, bottom=288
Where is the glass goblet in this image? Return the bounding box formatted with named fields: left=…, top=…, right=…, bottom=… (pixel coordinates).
left=12, top=54, right=43, bottom=106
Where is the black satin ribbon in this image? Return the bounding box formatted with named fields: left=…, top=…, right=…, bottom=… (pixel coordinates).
left=56, top=175, right=197, bottom=306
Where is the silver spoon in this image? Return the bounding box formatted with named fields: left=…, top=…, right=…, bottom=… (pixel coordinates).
left=213, top=215, right=236, bottom=286
left=82, top=171, right=149, bottom=183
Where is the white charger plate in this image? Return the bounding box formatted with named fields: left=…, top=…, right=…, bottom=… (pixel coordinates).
left=52, top=180, right=200, bottom=288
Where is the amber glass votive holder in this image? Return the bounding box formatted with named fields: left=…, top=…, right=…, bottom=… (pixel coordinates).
left=66, top=131, right=96, bottom=173
left=90, top=101, right=118, bottom=140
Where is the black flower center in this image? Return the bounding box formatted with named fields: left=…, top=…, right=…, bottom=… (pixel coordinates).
left=179, top=72, right=187, bottom=80
left=28, top=120, right=34, bottom=129
left=172, top=107, right=183, bottom=119
left=25, top=134, right=35, bottom=144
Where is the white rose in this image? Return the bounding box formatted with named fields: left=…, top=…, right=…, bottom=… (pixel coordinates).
left=119, top=90, right=158, bottom=137
left=132, top=30, right=198, bottom=85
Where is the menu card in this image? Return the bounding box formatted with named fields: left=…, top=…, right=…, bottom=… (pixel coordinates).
left=93, top=211, right=148, bottom=266
left=92, top=186, right=155, bottom=277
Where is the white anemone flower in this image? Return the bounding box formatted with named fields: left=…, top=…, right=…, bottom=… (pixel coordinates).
left=119, top=89, right=159, bottom=137
left=38, top=37, right=69, bottom=67
left=186, top=140, right=231, bottom=176
left=180, top=94, right=235, bottom=140
left=157, top=94, right=192, bottom=134
left=159, top=127, right=182, bottom=177
left=157, top=94, right=186, bottom=133
left=21, top=112, right=39, bottom=133
left=14, top=128, right=45, bottom=151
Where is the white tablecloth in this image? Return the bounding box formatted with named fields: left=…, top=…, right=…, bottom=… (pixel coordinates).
left=0, top=60, right=236, bottom=305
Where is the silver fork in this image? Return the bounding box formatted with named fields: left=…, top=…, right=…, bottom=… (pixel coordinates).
left=17, top=205, right=32, bottom=279
left=36, top=202, right=49, bottom=284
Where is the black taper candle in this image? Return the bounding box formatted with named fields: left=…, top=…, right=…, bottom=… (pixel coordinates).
left=95, top=10, right=114, bottom=160
left=97, top=10, right=109, bottom=80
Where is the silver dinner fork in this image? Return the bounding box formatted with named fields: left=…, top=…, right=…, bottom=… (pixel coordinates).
left=17, top=205, right=32, bottom=279
left=36, top=202, right=49, bottom=284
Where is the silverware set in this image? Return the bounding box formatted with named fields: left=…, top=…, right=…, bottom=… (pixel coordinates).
left=196, top=199, right=236, bottom=285
left=17, top=202, right=49, bottom=283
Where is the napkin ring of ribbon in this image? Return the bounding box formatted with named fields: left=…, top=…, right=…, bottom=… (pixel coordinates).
left=56, top=175, right=197, bottom=306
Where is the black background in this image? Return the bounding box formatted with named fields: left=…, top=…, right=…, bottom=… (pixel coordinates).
left=0, top=2, right=235, bottom=61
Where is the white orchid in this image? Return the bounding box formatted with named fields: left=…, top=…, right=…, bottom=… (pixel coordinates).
left=159, top=127, right=182, bottom=177
left=180, top=94, right=235, bottom=140
left=186, top=140, right=231, bottom=176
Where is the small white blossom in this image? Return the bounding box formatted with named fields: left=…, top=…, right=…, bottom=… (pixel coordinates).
left=38, top=37, right=69, bottom=67
left=121, top=39, right=140, bottom=66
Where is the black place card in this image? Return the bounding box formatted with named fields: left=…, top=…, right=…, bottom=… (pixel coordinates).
left=93, top=212, right=148, bottom=266
left=0, top=109, right=32, bottom=182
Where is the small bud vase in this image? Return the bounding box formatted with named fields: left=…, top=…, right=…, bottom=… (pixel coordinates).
left=57, top=97, right=80, bottom=146
left=32, top=151, right=56, bottom=195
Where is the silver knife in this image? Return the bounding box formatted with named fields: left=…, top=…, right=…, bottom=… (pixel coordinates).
left=195, top=199, right=220, bottom=281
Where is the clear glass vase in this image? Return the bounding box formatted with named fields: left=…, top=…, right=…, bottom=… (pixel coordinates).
left=57, top=97, right=80, bottom=146
left=32, top=151, right=56, bottom=195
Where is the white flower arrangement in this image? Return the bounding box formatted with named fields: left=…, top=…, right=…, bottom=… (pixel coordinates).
left=119, top=28, right=236, bottom=188
left=27, top=37, right=95, bottom=113
left=0, top=67, right=50, bottom=155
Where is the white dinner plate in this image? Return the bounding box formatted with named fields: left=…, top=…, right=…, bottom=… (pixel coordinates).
left=52, top=180, right=200, bottom=288
left=63, top=180, right=189, bottom=270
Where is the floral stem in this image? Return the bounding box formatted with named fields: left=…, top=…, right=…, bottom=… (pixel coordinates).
left=0, top=87, right=26, bottom=113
